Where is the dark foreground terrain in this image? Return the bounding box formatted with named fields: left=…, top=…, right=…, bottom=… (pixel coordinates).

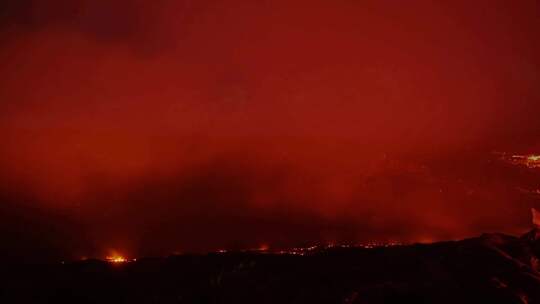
left=3, top=230, right=540, bottom=304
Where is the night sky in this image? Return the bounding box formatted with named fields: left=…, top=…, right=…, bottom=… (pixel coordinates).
left=1, top=0, right=540, bottom=261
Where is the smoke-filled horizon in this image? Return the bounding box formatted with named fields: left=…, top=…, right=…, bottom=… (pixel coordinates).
left=1, top=0, right=540, bottom=261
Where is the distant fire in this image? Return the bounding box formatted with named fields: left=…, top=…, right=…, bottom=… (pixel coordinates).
left=497, top=153, right=540, bottom=169
left=106, top=255, right=128, bottom=264
left=497, top=152, right=540, bottom=197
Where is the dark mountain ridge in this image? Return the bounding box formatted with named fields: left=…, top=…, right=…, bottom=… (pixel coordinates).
left=3, top=228, right=540, bottom=303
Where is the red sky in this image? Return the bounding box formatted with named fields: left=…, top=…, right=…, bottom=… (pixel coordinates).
left=1, top=0, right=540, bottom=261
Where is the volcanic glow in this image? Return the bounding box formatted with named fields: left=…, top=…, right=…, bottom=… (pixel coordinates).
left=498, top=153, right=540, bottom=169
left=528, top=155, right=540, bottom=167
left=0, top=0, right=540, bottom=261
left=106, top=255, right=128, bottom=264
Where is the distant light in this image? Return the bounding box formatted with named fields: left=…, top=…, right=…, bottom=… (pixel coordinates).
left=497, top=152, right=540, bottom=169
left=528, top=155, right=540, bottom=162
left=106, top=255, right=128, bottom=263
left=258, top=243, right=270, bottom=251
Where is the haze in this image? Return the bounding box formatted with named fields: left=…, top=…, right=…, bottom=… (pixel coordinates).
left=1, top=0, right=540, bottom=261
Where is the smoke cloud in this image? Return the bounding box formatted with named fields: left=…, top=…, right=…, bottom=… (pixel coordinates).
left=1, top=0, right=540, bottom=260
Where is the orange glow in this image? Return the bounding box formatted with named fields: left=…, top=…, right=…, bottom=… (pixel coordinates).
left=529, top=155, right=540, bottom=163
left=106, top=255, right=128, bottom=264
left=521, top=155, right=540, bottom=168
left=498, top=153, right=540, bottom=169
left=2, top=0, right=540, bottom=259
